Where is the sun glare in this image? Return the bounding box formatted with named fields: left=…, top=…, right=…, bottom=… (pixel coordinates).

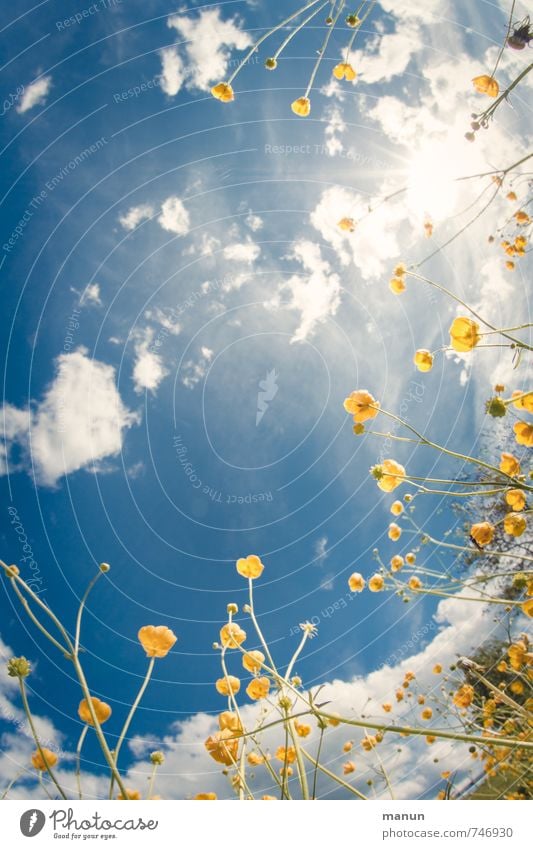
left=406, top=140, right=461, bottom=222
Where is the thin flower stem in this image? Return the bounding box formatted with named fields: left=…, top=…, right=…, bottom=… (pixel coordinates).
left=110, top=657, right=155, bottom=798
left=228, top=0, right=322, bottom=85
left=147, top=763, right=158, bottom=799
left=304, top=0, right=346, bottom=97
left=274, top=2, right=328, bottom=61
left=18, top=678, right=67, bottom=800
left=38, top=771, right=53, bottom=800
left=74, top=572, right=103, bottom=657
left=75, top=725, right=88, bottom=799
left=300, top=746, right=367, bottom=799
left=489, top=0, right=516, bottom=78
left=312, top=726, right=325, bottom=799
left=1, top=769, right=25, bottom=800
left=10, top=579, right=69, bottom=655
left=248, top=579, right=278, bottom=672
left=285, top=630, right=309, bottom=680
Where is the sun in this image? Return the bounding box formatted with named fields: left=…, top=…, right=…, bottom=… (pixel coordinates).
left=406, top=139, right=462, bottom=223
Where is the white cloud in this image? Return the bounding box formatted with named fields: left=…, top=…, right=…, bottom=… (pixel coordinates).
left=315, top=536, right=328, bottom=561
left=16, top=76, right=52, bottom=114
left=0, top=350, right=138, bottom=487
left=158, top=196, right=190, bottom=235
left=245, top=211, right=263, bottom=232
left=223, top=239, right=261, bottom=264
left=159, top=47, right=185, bottom=96
left=181, top=346, right=214, bottom=389
left=132, top=330, right=169, bottom=395
left=1, top=405, right=28, bottom=475
left=165, top=8, right=252, bottom=93
left=267, top=241, right=342, bottom=343
left=118, top=204, right=154, bottom=231
left=350, top=20, right=420, bottom=85
left=79, top=283, right=102, bottom=307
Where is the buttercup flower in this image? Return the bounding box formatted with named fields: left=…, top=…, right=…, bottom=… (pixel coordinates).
left=246, top=676, right=270, bottom=700
left=368, top=574, right=384, bottom=592
left=242, top=649, right=265, bottom=674
left=117, top=789, right=141, bottom=800
left=522, top=599, right=533, bottom=617
left=247, top=752, right=264, bottom=766
left=343, top=761, right=356, bottom=775
left=515, top=210, right=530, bottom=224
left=470, top=521, right=495, bottom=547
left=218, top=711, right=243, bottom=735
left=31, top=748, right=58, bottom=770
left=291, top=96, right=311, bottom=117
left=195, top=793, right=217, bottom=800
left=512, top=391, right=533, bottom=413
left=215, top=675, right=241, bottom=696
left=433, top=664, right=442, bottom=674
left=514, top=421, right=533, bottom=447
left=343, top=390, right=379, bottom=423
left=333, top=62, right=357, bottom=81
left=421, top=707, right=433, bottom=720
left=220, top=622, right=247, bottom=649
left=414, top=349, right=434, bottom=372
left=472, top=75, right=499, bottom=97
left=265, top=57, right=277, bottom=70
left=390, top=555, right=404, bottom=572
left=453, top=684, right=474, bottom=708
left=408, top=576, right=422, bottom=590
left=7, top=657, right=31, bottom=678
left=78, top=697, right=112, bottom=726
left=373, top=459, right=406, bottom=492
left=338, top=217, right=356, bottom=232
left=138, top=625, right=177, bottom=658
left=391, top=500, right=404, bottom=516
left=205, top=730, right=239, bottom=765
left=348, top=572, right=365, bottom=592
left=506, top=489, right=526, bottom=511
left=504, top=512, right=527, bottom=537
left=389, top=276, right=406, bottom=294
left=211, top=82, right=234, bottom=102
left=405, top=552, right=416, bottom=565
left=4, top=564, right=19, bottom=577
left=275, top=746, right=296, bottom=763
left=382, top=703, right=392, bottom=713
left=500, top=452, right=520, bottom=476
left=236, top=554, right=264, bottom=579
left=388, top=522, right=401, bottom=541
left=295, top=721, right=311, bottom=738
left=449, top=316, right=480, bottom=352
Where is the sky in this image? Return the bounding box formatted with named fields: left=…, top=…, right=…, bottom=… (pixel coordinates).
left=0, top=0, right=531, bottom=800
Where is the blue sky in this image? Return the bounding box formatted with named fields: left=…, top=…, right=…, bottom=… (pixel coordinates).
left=0, top=0, right=531, bottom=799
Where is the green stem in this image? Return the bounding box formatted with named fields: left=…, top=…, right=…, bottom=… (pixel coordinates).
left=19, top=678, right=67, bottom=800
left=74, top=572, right=103, bottom=657
left=110, top=657, right=155, bottom=798
left=301, top=746, right=367, bottom=799
left=75, top=725, right=88, bottom=799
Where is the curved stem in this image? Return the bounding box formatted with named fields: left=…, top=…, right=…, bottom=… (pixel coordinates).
left=75, top=725, right=88, bottom=799
left=19, top=678, right=67, bottom=800
left=74, top=572, right=103, bottom=657
left=109, top=658, right=155, bottom=798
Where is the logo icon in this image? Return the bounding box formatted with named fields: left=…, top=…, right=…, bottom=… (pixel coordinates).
left=20, top=809, right=46, bottom=837
left=256, top=369, right=279, bottom=426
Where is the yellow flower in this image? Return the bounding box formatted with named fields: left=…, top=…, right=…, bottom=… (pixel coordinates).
left=295, top=721, right=311, bottom=738
left=338, top=216, right=356, bottom=232
left=449, top=316, right=480, bottom=352
left=333, top=62, right=357, bottom=81
left=408, top=576, right=422, bottom=590
left=453, top=684, right=474, bottom=708
left=219, top=622, right=246, bottom=649
left=138, top=625, right=177, bottom=658
left=505, top=488, right=526, bottom=511
left=433, top=664, right=442, bottom=674
left=31, top=748, right=58, bottom=770
left=395, top=689, right=404, bottom=702
left=211, top=82, right=234, bottom=102
left=236, top=554, right=264, bottom=579
left=343, top=761, right=356, bottom=774
left=514, top=421, right=533, bottom=447
left=470, top=521, right=495, bottom=547
left=218, top=711, right=243, bottom=735
left=247, top=752, right=264, bottom=766
left=507, top=191, right=517, bottom=201
left=515, top=210, right=530, bottom=225
left=393, top=263, right=406, bottom=277
left=522, top=598, right=533, bottom=617
left=343, top=390, right=379, bottom=423
left=275, top=746, right=296, bottom=763
left=390, top=500, right=403, bottom=516
left=195, top=793, right=217, bottom=800
left=374, top=459, right=406, bottom=492
left=508, top=641, right=527, bottom=668
left=348, top=572, right=365, bottom=592
left=215, top=675, right=240, bottom=696
left=246, top=676, right=270, bottom=700
left=242, top=649, right=265, bottom=674
left=390, top=555, right=404, bottom=572
left=510, top=680, right=524, bottom=695
left=361, top=736, right=377, bottom=750
left=389, top=276, right=406, bottom=294
left=291, top=96, right=311, bottom=117
left=388, top=522, right=401, bottom=541
left=205, top=729, right=239, bottom=765
left=421, top=707, right=433, bottom=720
left=500, top=452, right=520, bottom=476
left=262, top=795, right=277, bottom=800
left=382, top=703, right=392, bottom=713
left=405, top=552, right=416, bottom=565
left=512, top=391, right=533, bottom=413
left=117, top=789, right=141, bottom=800
left=78, top=697, right=112, bottom=726
left=414, top=349, right=434, bottom=372
left=343, top=740, right=353, bottom=752
left=506, top=260, right=515, bottom=270
left=504, top=512, right=526, bottom=537
left=368, top=574, right=384, bottom=592
left=472, top=75, right=499, bottom=97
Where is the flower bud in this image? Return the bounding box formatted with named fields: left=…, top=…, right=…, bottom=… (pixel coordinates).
left=150, top=751, right=165, bottom=765
left=7, top=656, right=31, bottom=678
left=99, top=562, right=111, bottom=573
left=227, top=603, right=238, bottom=615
